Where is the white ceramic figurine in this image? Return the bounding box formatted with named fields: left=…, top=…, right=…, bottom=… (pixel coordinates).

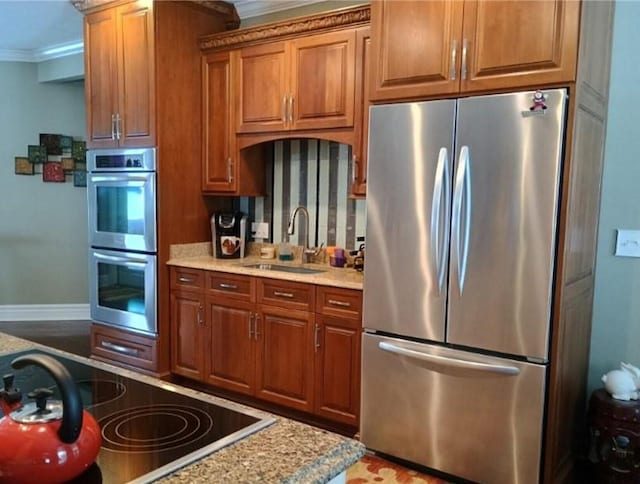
left=602, top=362, right=640, bottom=401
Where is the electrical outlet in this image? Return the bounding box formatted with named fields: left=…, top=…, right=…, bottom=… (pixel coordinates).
left=252, top=222, right=269, bottom=239
left=615, top=229, right=640, bottom=257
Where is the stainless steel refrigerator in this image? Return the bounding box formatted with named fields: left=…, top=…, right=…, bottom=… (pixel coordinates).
left=361, top=89, right=567, bottom=484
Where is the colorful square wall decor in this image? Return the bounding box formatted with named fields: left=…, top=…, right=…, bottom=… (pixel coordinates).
left=40, top=133, right=63, bottom=155
left=61, top=157, right=75, bottom=173
left=15, top=157, right=34, bottom=175
left=28, top=145, right=47, bottom=164
left=43, top=162, right=65, bottom=182
left=72, top=140, right=86, bottom=161
left=73, top=169, right=87, bottom=187
left=60, top=135, right=73, bottom=152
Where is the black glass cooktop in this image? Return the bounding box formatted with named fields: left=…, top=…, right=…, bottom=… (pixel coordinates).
left=0, top=349, right=274, bottom=483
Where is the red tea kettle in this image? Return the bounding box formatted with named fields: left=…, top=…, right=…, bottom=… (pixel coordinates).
left=0, top=354, right=102, bottom=484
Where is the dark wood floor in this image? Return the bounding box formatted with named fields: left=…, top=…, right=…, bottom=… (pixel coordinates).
left=0, top=320, right=92, bottom=357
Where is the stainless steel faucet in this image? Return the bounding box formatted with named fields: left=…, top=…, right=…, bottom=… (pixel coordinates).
left=287, top=206, right=322, bottom=263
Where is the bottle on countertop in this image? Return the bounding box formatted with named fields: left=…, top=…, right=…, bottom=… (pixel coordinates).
left=278, top=241, right=293, bottom=261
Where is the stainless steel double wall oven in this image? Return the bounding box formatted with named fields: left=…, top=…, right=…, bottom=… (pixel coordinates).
left=87, top=148, right=157, bottom=336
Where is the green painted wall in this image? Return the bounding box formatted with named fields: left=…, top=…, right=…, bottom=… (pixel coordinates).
left=0, top=62, right=87, bottom=304
left=588, top=2, right=640, bottom=393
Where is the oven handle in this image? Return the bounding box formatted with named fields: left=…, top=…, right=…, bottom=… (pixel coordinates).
left=90, top=174, right=152, bottom=183
left=93, top=252, right=147, bottom=269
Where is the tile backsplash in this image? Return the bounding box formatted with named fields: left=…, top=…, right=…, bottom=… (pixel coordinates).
left=235, top=139, right=366, bottom=251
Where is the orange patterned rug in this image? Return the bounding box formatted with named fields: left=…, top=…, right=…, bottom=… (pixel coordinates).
left=346, top=454, right=449, bottom=484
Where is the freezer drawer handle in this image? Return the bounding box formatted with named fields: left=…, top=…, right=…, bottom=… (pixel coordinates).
left=378, top=341, right=520, bottom=376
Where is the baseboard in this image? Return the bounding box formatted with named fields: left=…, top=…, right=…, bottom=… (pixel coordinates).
left=0, top=304, right=90, bottom=321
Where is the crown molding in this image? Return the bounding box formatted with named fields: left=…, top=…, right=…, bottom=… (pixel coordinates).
left=200, top=4, right=370, bottom=51
left=0, top=40, right=84, bottom=63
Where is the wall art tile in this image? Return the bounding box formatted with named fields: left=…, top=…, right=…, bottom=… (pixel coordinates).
left=14, top=157, right=34, bottom=175
left=40, top=133, right=63, bottom=155
left=28, top=145, right=47, bottom=164
left=43, top=162, right=65, bottom=182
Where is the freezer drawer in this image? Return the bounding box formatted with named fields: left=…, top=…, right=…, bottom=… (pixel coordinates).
left=360, top=333, right=546, bottom=484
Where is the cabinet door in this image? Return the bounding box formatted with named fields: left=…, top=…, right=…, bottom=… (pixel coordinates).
left=236, top=42, right=288, bottom=133
left=352, top=27, right=370, bottom=197
left=255, top=306, right=314, bottom=412
left=85, top=8, right=119, bottom=148
left=116, top=1, right=155, bottom=147
left=170, top=290, right=204, bottom=380
left=314, top=315, right=361, bottom=426
left=204, top=299, right=255, bottom=395
left=202, top=50, right=236, bottom=193
left=461, top=0, right=579, bottom=92
left=290, top=30, right=356, bottom=130
left=370, top=0, right=464, bottom=102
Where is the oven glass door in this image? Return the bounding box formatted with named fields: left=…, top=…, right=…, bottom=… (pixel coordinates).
left=88, top=172, right=156, bottom=252
left=89, top=248, right=157, bottom=335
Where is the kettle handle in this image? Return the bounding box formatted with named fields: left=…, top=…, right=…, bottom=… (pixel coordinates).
left=11, top=354, right=83, bottom=444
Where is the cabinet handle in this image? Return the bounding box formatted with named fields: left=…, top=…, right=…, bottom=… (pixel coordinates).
left=282, top=96, right=287, bottom=124
left=227, top=157, right=234, bottom=183
left=254, top=313, right=261, bottom=340
left=314, top=323, right=320, bottom=351
left=461, top=38, right=468, bottom=80
left=328, top=299, right=351, bottom=308
left=219, top=282, right=238, bottom=290
left=273, top=291, right=294, bottom=299
left=115, top=113, right=122, bottom=140
left=101, top=341, right=139, bottom=356
left=352, top=155, right=358, bottom=185
left=249, top=312, right=255, bottom=338
left=450, top=39, right=458, bottom=80
left=111, top=114, right=116, bottom=140
left=178, top=276, right=194, bottom=283
left=288, top=95, right=294, bottom=123
left=197, top=304, right=204, bottom=325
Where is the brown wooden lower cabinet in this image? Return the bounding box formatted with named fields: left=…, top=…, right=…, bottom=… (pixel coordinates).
left=314, top=314, right=361, bottom=426
left=168, top=266, right=362, bottom=425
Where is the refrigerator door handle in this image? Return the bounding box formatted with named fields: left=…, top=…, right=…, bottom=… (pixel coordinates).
left=452, top=145, right=471, bottom=294
left=430, top=147, right=451, bottom=294
left=378, top=341, right=520, bottom=376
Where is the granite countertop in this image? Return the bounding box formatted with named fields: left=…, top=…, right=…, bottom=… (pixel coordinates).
left=0, top=332, right=365, bottom=483
left=167, top=243, right=364, bottom=291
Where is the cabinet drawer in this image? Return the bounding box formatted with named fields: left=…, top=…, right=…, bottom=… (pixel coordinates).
left=206, top=271, right=254, bottom=302
left=316, top=286, right=362, bottom=320
left=257, top=278, right=315, bottom=312
left=91, top=323, right=157, bottom=372
left=170, top=267, right=204, bottom=291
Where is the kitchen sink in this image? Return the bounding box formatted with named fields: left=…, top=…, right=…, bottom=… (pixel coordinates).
left=242, top=263, right=326, bottom=275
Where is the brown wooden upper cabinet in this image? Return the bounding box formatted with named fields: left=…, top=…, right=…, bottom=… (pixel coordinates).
left=236, top=30, right=357, bottom=133
left=202, top=50, right=236, bottom=192
left=84, top=1, right=155, bottom=148
left=370, top=0, right=580, bottom=102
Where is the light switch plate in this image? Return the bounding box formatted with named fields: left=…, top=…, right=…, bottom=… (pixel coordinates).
left=615, top=229, right=640, bottom=257
left=252, top=222, right=269, bottom=239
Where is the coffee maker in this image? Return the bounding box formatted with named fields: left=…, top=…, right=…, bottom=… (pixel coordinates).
left=211, top=212, right=248, bottom=259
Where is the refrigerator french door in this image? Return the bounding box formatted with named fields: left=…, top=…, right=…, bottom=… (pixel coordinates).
left=361, top=89, right=567, bottom=484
